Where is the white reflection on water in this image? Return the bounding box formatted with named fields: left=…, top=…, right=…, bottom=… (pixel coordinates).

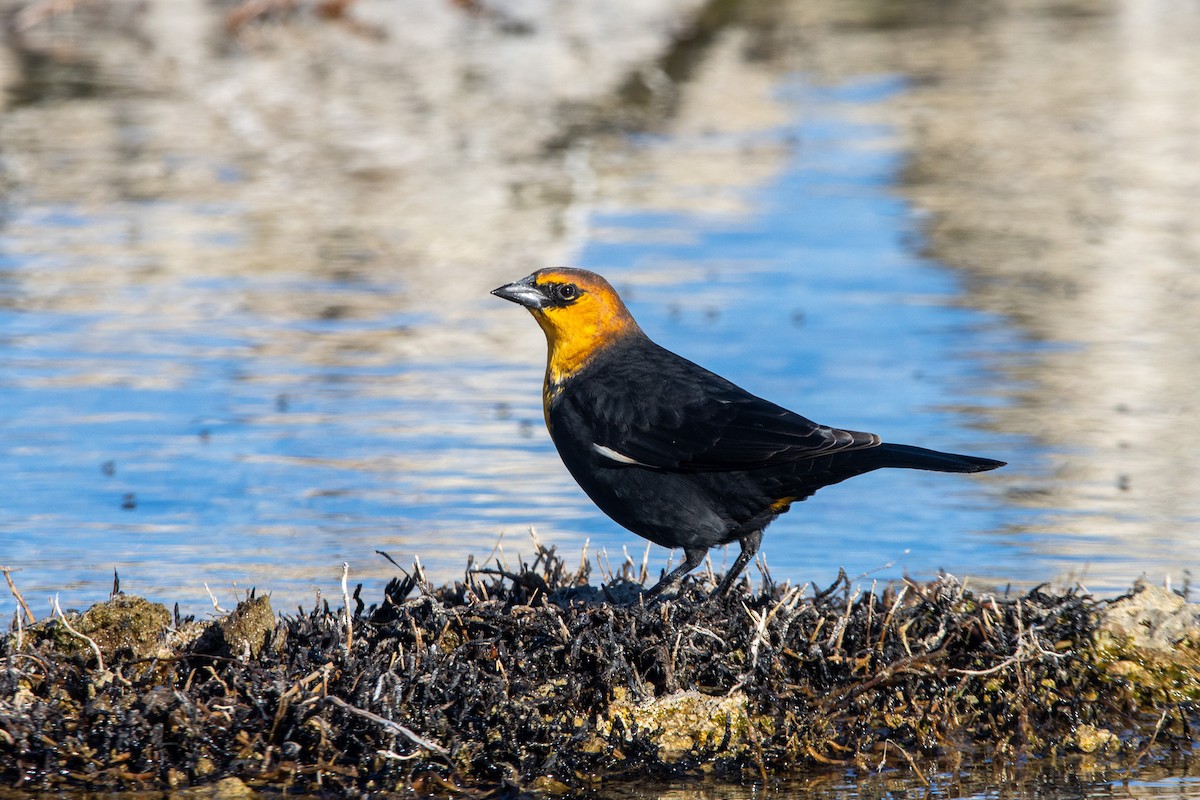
left=1, top=73, right=1020, bottom=615
left=2, top=0, right=1195, bottom=617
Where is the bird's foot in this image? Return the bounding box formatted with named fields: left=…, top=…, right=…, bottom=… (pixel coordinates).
left=639, top=577, right=679, bottom=606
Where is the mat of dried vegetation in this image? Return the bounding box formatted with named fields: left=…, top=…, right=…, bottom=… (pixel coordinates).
left=2, top=545, right=1197, bottom=797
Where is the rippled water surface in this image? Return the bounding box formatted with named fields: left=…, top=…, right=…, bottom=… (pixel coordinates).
left=2, top=0, right=1197, bottom=617
left=602, top=762, right=1200, bottom=800
left=1, top=84, right=1008, bottom=612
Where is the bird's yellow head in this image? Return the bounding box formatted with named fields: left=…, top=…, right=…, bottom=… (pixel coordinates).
left=492, top=267, right=642, bottom=386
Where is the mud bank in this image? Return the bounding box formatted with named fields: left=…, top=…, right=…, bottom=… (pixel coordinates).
left=2, top=549, right=1197, bottom=797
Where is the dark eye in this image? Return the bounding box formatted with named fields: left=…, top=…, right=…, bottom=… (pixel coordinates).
left=557, top=284, right=578, bottom=301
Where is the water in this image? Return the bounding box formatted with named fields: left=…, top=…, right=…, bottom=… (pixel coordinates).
left=575, top=77, right=1023, bottom=582
left=0, top=77, right=1005, bottom=615
left=602, top=763, right=1200, bottom=800
left=1, top=0, right=1197, bottom=623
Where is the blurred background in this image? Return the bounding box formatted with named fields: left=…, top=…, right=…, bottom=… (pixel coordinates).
left=1, top=0, right=1197, bottom=617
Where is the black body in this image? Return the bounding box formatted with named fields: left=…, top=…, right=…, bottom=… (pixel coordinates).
left=546, top=332, right=1003, bottom=594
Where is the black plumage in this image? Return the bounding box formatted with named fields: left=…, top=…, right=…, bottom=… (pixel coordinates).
left=493, top=268, right=1005, bottom=597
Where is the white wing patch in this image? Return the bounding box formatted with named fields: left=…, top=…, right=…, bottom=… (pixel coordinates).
left=592, top=443, right=651, bottom=467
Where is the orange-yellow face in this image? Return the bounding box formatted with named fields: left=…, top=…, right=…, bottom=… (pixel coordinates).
left=492, top=267, right=641, bottom=386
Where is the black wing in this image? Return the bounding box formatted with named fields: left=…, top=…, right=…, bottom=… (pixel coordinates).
left=564, top=338, right=880, bottom=471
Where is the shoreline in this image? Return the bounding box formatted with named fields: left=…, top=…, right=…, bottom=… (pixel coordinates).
left=3, top=547, right=1197, bottom=796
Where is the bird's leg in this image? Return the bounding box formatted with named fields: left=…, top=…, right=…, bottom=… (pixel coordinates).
left=644, top=546, right=708, bottom=598
left=714, top=530, right=763, bottom=596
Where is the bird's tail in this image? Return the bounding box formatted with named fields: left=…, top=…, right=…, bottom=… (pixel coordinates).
left=773, top=442, right=1004, bottom=507
left=865, top=443, right=1005, bottom=473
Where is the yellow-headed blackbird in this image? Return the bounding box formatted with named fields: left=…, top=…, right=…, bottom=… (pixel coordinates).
left=492, top=268, right=1005, bottom=596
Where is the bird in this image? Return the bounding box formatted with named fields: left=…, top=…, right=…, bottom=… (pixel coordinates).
left=491, top=267, right=1005, bottom=598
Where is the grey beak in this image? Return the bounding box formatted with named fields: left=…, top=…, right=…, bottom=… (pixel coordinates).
left=491, top=274, right=548, bottom=309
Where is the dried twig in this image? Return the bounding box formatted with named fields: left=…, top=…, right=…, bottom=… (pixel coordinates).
left=575, top=538, right=590, bottom=584
left=340, top=562, right=353, bottom=651
left=203, top=583, right=227, bottom=615
left=325, top=696, right=448, bottom=757
left=878, top=739, right=931, bottom=786
left=51, top=594, right=104, bottom=671
left=1127, top=709, right=1169, bottom=773
left=3, top=567, right=35, bottom=626
left=876, top=585, right=908, bottom=652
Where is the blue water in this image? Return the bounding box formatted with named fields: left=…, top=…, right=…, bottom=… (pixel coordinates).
left=0, top=74, right=1153, bottom=618
left=552, top=79, right=1028, bottom=585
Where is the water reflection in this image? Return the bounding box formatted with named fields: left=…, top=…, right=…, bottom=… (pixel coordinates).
left=772, top=0, right=1200, bottom=591
left=0, top=65, right=1011, bottom=614
left=600, top=762, right=1200, bottom=800
left=0, top=0, right=1196, bottom=617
